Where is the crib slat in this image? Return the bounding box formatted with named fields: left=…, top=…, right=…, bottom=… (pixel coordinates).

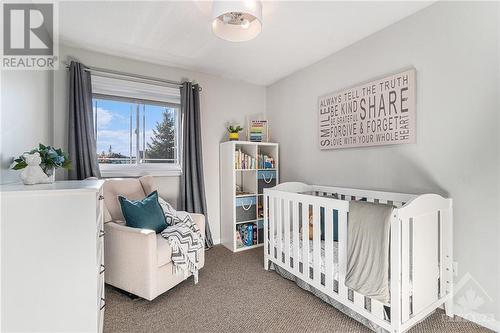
left=292, top=200, right=300, bottom=275
left=401, top=217, right=411, bottom=322
left=313, top=204, right=321, bottom=286
left=264, top=195, right=269, bottom=266
left=268, top=196, right=275, bottom=260
left=283, top=199, right=291, bottom=268
left=353, top=291, right=364, bottom=309
left=324, top=207, right=334, bottom=293
left=338, top=209, right=348, bottom=299
left=302, top=203, right=309, bottom=279
left=438, top=211, right=444, bottom=300
left=372, top=299, right=386, bottom=321
left=390, top=212, right=402, bottom=330
left=276, top=198, right=283, bottom=263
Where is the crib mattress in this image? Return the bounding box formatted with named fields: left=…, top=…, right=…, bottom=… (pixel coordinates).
left=273, top=237, right=339, bottom=280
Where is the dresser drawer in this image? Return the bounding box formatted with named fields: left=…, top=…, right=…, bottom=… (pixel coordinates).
left=97, top=264, right=105, bottom=307
left=97, top=262, right=105, bottom=305
left=96, top=189, right=104, bottom=228
left=96, top=210, right=103, bottom=231
left=98, top=307, right=104, bottom=333
left=96, top=186, right=105, bottom=333
left=96, top=219, right=104, bottom=241
left=97, top=231, right=104, bottom=263
left=97, top=287, right=105, bottom=333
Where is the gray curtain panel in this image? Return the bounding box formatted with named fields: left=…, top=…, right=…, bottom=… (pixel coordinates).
left=68, top=61, right=101, bottom=180
left=180, top=82, right=213, bottom=248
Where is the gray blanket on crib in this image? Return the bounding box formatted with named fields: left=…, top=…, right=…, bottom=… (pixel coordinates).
left=345, top=201, right=393, bottom=305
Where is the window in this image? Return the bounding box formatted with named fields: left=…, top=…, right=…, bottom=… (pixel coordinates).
left=91, top=75, right=182, bottom=177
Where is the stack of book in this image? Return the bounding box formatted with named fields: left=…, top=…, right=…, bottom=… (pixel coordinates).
left=234, top=149, right=256, bottom=169
left=258, top=154, right=275, bottom=169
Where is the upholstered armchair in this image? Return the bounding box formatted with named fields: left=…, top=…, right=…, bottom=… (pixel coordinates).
left=102, top=176, right=205, bottom=301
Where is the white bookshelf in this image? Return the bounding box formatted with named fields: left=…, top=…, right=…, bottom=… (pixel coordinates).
left=220, top=141, right=279, bottom=252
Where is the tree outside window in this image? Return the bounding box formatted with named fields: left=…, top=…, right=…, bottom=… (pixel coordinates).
left=93, top=97, right=180, bottom=169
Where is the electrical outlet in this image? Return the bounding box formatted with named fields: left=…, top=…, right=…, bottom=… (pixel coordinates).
left=452, top=261, right=458, bottom=277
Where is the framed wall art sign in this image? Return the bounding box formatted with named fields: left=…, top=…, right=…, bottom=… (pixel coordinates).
left=318, top=68, right=416, bottom=150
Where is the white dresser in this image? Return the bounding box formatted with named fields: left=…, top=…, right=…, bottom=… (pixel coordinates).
left=1, top=180, right=106, bottom=333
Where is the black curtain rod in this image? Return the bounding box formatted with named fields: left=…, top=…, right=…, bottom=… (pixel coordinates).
left=64, top=61, right=202, bottom=91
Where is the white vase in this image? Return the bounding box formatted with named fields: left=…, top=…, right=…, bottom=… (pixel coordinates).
left=44, top=167, right=56, bottom=184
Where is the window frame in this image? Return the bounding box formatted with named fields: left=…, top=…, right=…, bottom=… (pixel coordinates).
left=92, top=93, right=183, bottom=178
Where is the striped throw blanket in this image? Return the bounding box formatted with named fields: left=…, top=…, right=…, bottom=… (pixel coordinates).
left=159, top=198, right=204, bottom=284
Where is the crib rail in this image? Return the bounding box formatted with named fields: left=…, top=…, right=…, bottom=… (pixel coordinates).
left=264, top=183, right=453, bottom=333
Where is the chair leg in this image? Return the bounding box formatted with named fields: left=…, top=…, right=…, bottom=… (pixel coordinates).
left=110, top=285, right=140, bottom=300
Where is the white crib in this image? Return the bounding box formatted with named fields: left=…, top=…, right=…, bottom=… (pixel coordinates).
left=263, top=182, right=454, bottom=333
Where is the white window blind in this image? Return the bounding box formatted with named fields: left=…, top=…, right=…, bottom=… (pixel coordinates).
left=91, top=74, right=181, bottom=105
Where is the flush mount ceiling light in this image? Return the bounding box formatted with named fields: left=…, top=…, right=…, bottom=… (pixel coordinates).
left=212, top=1, right=263, bottom=42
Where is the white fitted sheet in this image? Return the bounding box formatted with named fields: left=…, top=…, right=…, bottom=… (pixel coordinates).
left=274, top=237, right=339, bottom=280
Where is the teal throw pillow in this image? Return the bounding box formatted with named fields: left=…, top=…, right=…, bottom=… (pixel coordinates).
left=118, top=191, right=168, bottom=233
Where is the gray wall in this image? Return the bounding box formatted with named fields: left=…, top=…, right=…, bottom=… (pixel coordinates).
left=52, top=45, right=266, bottom=244
left=1, top=71, right=53, bottom=183
left=267, top=2, right=499, bottom=324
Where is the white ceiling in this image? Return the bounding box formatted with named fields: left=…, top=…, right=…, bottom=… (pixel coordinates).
left=59, top=1, right=433, bottom=86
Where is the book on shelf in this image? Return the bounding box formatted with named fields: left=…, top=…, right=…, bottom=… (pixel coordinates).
left=258, top=154, right=275, bottom=169
left=234, top=149, right=256, bottom=169
left=252, top=224, right=257, bottom=245
left=236, top=231, right=244, bottom=248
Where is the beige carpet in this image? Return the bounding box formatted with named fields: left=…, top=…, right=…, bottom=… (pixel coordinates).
left=104, top=245, right=491, bottom=333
